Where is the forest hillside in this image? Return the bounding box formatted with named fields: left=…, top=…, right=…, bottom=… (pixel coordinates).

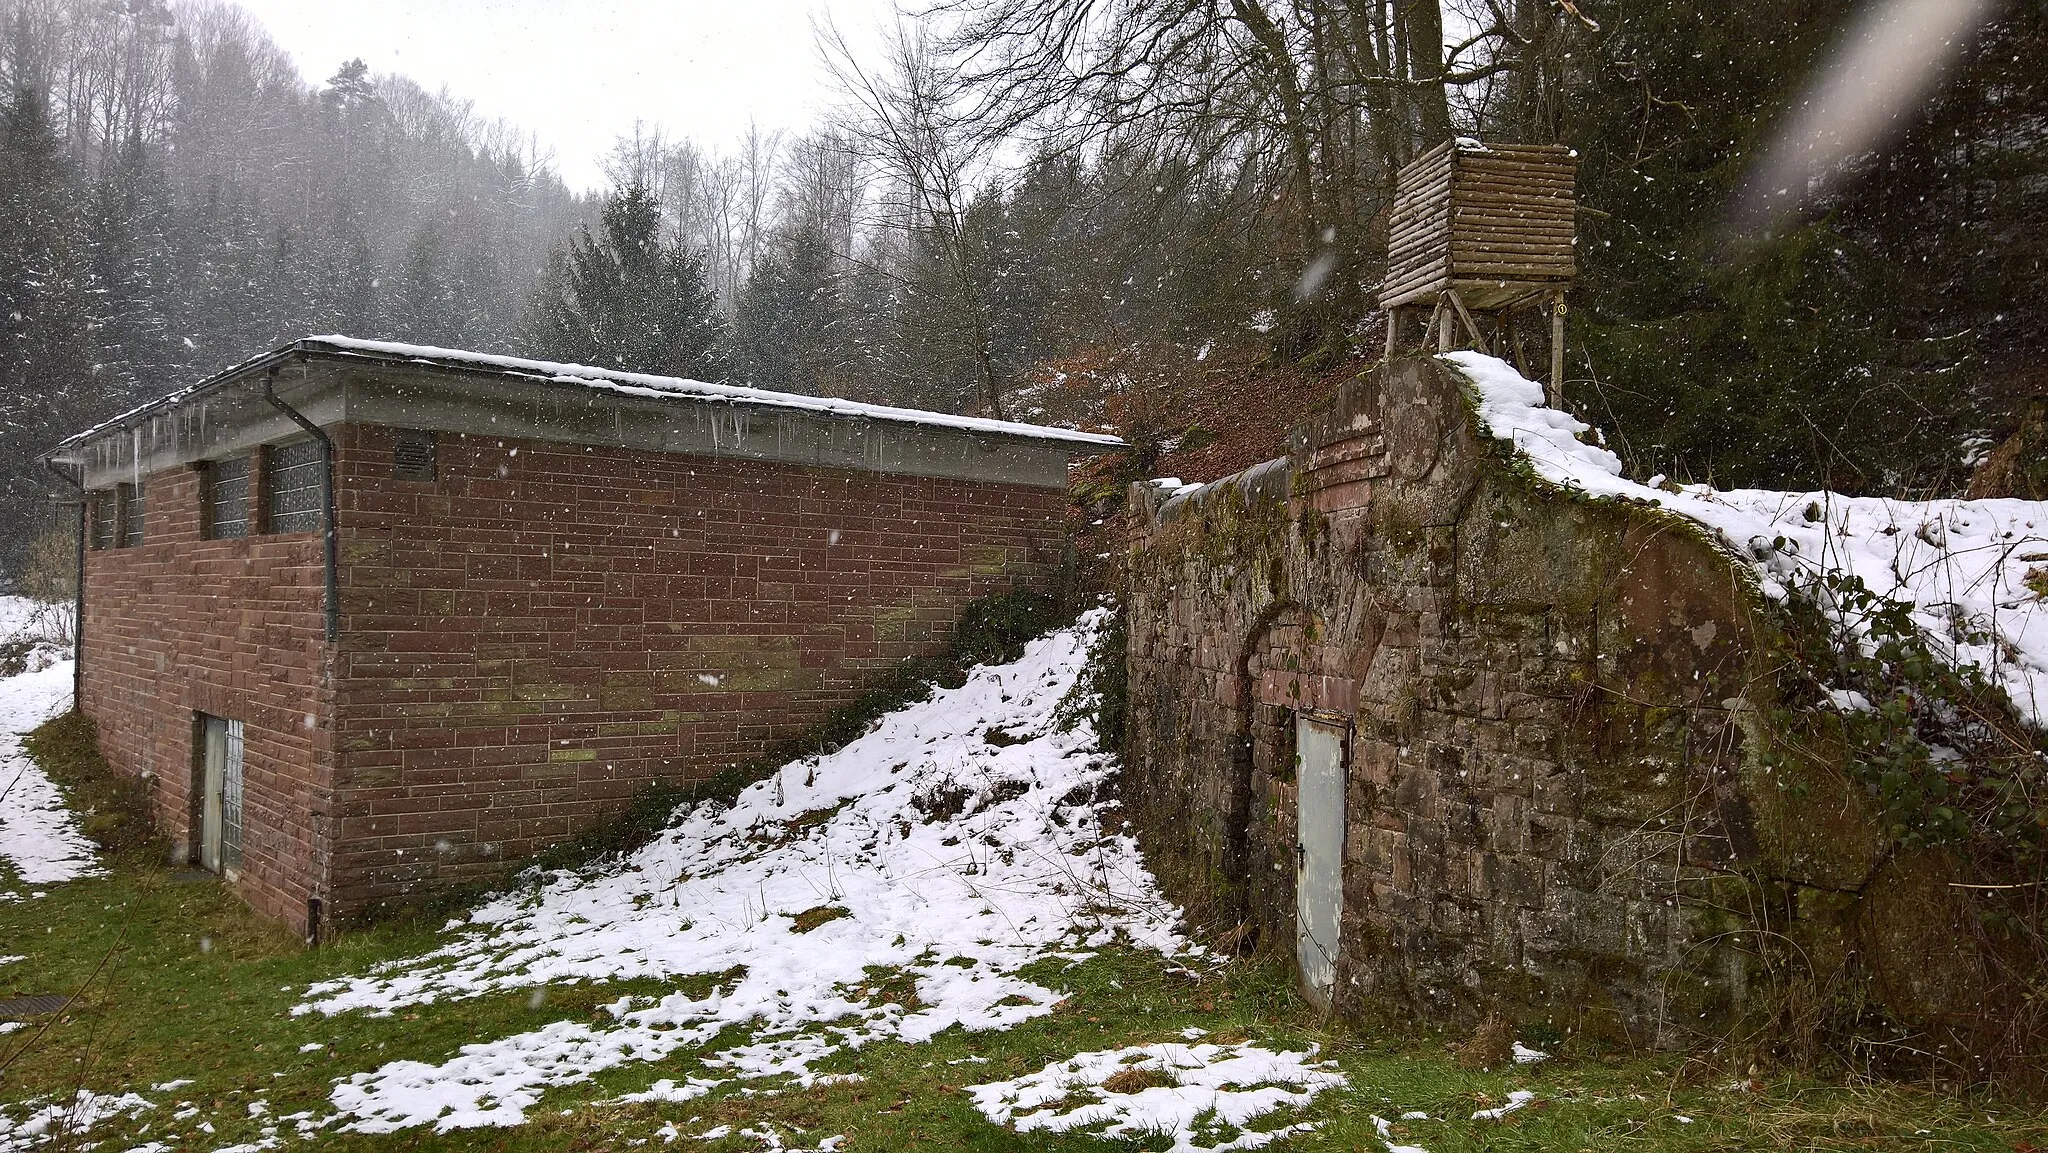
left=3, top=0, right=2044, bottom=578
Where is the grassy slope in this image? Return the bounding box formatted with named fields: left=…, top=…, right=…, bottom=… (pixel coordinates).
left=2, top=712, right=2042, bottom=1152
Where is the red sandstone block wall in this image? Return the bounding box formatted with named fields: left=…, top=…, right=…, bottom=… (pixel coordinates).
left=329, top=425, right=1068, bottom=914
left=80, top=464, right=333, bottom=931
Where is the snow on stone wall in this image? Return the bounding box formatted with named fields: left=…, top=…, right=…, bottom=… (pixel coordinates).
left=1447, top=351, right=2047, bottom=730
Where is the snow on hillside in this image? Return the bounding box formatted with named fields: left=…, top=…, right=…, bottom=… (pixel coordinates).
left=299, top=608, right=1191, bottom=1134
left=0, top=598, right=98, bottom=895
left=1447, top=353, right=2048, bottom=729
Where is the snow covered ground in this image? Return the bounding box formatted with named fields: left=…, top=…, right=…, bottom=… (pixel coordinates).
left=0, top=597, right=98, bottom=898
left=1448, top=352, right=2048, bottom=729
left=0, top=603, right=1574, bottom=1152
left=965, top=1034, right=1346, bottom=1152
left=300, top=609, right=1190, bottom=1134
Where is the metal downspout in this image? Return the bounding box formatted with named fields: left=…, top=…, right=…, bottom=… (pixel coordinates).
left=263, top=366, right=340, bottom=944
left=43, top=459, right=85, bottom=712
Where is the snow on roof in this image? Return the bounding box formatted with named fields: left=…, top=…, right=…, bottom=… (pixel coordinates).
left=52, top=337, right=1128, bottom=455
left=1445, top=351, right=2048, bottom=730
left=302, top=337, right=1127, bottom=447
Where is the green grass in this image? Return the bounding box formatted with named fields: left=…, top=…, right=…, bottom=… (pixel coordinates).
left=4, top=713, right=2046, bottom=1151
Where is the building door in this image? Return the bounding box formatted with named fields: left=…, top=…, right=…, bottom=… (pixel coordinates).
left=1295, top=715, right=1345, bottom=1010
left=198, top=715, right=244, bottom=878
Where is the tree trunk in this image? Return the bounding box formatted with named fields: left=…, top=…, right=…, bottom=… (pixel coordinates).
left=1398, top=0, right=1451, bottom=148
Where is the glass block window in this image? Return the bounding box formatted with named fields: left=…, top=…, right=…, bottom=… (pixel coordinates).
left=265, top=439, right=325, bottom=534
left=90, top=491, right=116, bottom=549
left=221, top=716, right=244, bottom=870
left=207, top=456, right=250, bottom=540
left=119, top=482, right=144, bottom=547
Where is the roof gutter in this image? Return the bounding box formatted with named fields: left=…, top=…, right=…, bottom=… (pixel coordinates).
left=263, top=366, right=339, bottom=643
left=51, top=338, right=1128, bottom=466
left=46, top=343, right=305, bottom=460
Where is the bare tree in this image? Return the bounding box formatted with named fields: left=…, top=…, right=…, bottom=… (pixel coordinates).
left=924, top=0, right=1534, bottom=349
left=824, top=18, right=1008, bottom=417
left=778, top=128, right=865, bottom=261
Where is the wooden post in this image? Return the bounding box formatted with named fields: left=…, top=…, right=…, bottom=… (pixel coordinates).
left=1446, top=289, right=1490, bottom=355
left=1548, top=291, right=1567, bottom=408
left=1384, top=305, right=1400, bottom=360
left=1435, top=297, right=1454, bottom=353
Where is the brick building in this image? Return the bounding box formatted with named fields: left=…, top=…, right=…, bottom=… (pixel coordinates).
left=46, top=337, right=1118, bottom=936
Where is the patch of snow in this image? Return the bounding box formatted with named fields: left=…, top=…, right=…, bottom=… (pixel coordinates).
left=0, top=1090, right=153, bottom=1149
left=1470, top=1089, right=1536, bottom=1121
left=617, top=1078, right=721, bottom=1105
left=0, top=637, right=100, bottom=891
left=1446, top=352, right=2048, bottom=729
left=1510, top=1042, right=1548, bottom=1064
left=1370, top=1113, right=1430, bottom=1153
left=966, top=1040, right=1344, bottom=1153
left=1824, top=688, right=1874, bottom=713
left=1147, top=477, right=1205, bottom=498
left=301, top=612, right=1186, bottom=1134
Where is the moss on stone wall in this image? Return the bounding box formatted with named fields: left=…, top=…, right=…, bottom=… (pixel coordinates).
left=1121, top=355, right=2048, bottom=1081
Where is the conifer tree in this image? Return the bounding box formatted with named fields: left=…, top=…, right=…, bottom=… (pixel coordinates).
left=388, top=226, right=461, bottom=345
left=731, top=224, right=846, bottom=394
left=81, top=130, right=176, bottom=396
left=0, top=82, right=91, bottom=574
left=522, top=181, right=726, bottom=378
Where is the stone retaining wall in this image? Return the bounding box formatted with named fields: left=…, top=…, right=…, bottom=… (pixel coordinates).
left=1123, top=356, right=2003, bottom=1056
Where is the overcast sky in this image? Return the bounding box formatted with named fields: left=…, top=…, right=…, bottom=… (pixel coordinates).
left=232, top=0, right=899, bottom=192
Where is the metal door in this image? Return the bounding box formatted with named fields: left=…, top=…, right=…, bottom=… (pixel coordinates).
left=1295, top=715, right=1345, bottom=1009
left=198, top=716, right=244, bottom=877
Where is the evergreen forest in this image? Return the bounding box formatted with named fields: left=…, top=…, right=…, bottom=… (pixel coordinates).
left=2, top=0, right=2043, bottom=577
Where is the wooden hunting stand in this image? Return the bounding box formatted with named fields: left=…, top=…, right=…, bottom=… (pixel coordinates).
left=1381, top=139, right=1578, bottom=406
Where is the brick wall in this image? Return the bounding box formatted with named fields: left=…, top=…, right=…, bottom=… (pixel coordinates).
left=81, top=463, right=333, bottom=931
left=329, top=425, right=1068, bottom=914
left=1123, top=356, right=2000, bottom=1054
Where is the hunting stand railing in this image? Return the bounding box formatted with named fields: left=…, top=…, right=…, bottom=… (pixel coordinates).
left=1381, top=139, right=1578, bottom=406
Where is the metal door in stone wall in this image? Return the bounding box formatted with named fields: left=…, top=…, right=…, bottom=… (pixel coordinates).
left=1295, top=715, right=1345, bottom=1010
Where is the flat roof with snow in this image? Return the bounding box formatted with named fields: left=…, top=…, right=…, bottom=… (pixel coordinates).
left=49, top=337, right=1124, bottom=491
